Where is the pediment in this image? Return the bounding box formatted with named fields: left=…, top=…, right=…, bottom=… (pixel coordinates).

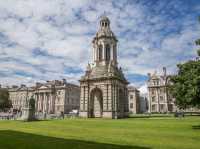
left=17, top=87, right=28, bottom=91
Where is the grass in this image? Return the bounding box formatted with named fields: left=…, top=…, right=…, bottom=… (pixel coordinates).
left=0, top=116, right=199, bottom=149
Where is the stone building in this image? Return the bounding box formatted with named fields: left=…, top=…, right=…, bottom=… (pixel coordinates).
left=9, top=79, right=80, bottom=114
left=139, top=93, right=149, bottom=113
left=79, top=16, right=129, bottom=118
left=9, top=85, right=34, bottom=111
left=147, top=67, right=176, bottom=113
left=128, top=86, right=140, bottom=114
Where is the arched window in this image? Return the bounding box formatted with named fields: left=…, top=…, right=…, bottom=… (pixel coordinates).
left=105, top=44, right=110, bottom=60
left=98, top=44, right=103, bottom=61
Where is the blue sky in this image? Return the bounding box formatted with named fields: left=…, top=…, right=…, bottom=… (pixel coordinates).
left=0, top=0, right=200, bottom=93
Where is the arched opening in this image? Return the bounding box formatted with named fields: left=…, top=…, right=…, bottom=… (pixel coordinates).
left=89, top=88, right=103, bottom=118
left=105, top=44, right=110, bottom=61
left=98, top=44, right=103, bottom=61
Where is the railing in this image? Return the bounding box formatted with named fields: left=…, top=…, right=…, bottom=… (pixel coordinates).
left=0, top=112, right=79, bottom=120
left=0, top=113, right=17, bottom=120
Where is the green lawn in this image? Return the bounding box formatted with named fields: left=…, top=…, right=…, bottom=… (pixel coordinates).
left=0, top=117, right=199, bottom=149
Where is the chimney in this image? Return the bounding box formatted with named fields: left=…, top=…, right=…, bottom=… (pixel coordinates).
left=21, top=84, right=26, bottom=87
left=163, top=67, right=166, bottom=76
left=36, top=82, right=42, bottom=87
left=12, top=85, right=18, bottom=88
left=147, top=73, right=151, bottom=78
left=62, top=79, right=66, bottom=84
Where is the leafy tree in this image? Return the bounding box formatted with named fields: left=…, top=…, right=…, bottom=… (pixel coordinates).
left=0, top=88, right=12, bottom=111
left=170, top=60, right=200, bottom=109
left=196, top=39, right=200, bottom=57
left=196, top=16, right=200, bottom=57
left=170, top=17, right=200, bottom=109
left=197, top=49, right=200, bottom=56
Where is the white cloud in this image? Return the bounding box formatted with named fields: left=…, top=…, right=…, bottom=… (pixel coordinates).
left=0, top=0, right=199, bottom=88
left=139, top=84, right=148, bottom=94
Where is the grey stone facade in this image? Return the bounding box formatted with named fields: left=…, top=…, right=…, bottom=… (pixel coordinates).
left=79, top=16, right=129, bottom=118
left=147, top=67, right=177, bottom=113
left=139, top=93, right=148, bottom=113
left=9, top=80, right=80, bottom=115
left=128, top=86, right=140, bottom=114
left=147, top=67, right=200, bottom=113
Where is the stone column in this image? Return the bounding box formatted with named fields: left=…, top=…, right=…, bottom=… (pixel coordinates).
left=94, top=45, right=98, bottom=61
left=52, top=93, right=55, bottom=114
left=35, top=94, right=38, bottom=112
left=48, top=93, right=51, bottom=114
left=164, top=87, right=168, bottom=112
left=102, top=42, right=105, bottom=60
left=48, top=93, right=51, bottom=113
left=148, top=88, right=151, bottom=113
left=39, top=93, right=41, bottom=112
left=87, top=85, right=90, bottom=116
left=42, top=93, right=45, bottom=113
left=42, top=93, right=44, bottom=113
left=44, top=92, right=47, bottom=113
left=96, top=45, right=99, bottom=61
left=93, top=46, right=95, bottom=62
left=37, top=94, right=39, bottom=112
left=46, top=93, right=49, bottom=114
left=37, top=93, right=40, bottom=111
left=80, top=86, right=85, bottom=111
left=40, top=93, right=42, bottom=112
left=157, top=88, right=160, bottom=112
left=110, top=44, right=113, bottom=61
left=112, top=84, right=115, bottom=114
left=114, top=84, right=118, bottom=118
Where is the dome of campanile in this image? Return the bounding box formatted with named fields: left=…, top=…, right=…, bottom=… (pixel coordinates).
left=93, top=16, right=117, bottom=41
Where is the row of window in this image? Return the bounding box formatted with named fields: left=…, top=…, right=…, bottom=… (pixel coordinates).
left=152, top=96, right=165, bottom=102
left=97, top=44, right=111, bottom=61
left=152, top=104, right=165, bottom=111
left=12, top=100, right=25, bottom=105
left=151, top=88, right=165, bottom=95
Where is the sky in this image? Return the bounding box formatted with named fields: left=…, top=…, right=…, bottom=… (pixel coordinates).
left=0, top=0, right=200, bottom=93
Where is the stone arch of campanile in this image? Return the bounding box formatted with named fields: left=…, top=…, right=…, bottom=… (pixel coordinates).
left=89, top=87, right=103, bottom=118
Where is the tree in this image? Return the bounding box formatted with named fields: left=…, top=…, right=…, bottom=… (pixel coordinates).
left=0, top=88, right=12, bottom=111
left=196, top=39, right=200, bottom=57
left=196, top=16, right=200, bottom=57
left=170, top=60, right=200, bottom=109
left=170, top=17, right=200, bottom=109
left=170, top=39, right=200, bottom=109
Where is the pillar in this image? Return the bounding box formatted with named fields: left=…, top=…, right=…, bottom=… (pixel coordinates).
left=102, top=42, right=105, bottom=60
left=111, top=44, right=113, bottom=61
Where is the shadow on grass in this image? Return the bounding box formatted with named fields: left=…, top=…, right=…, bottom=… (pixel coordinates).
left=0, top=130, right=150, bottom=149
left=16, top=119, right=51, bottom=123
left=192, top=125, right=200, bottom=130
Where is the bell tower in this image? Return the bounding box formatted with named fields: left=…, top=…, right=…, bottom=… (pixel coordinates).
left=79, top=16, right=129, bottom=119
left=92, top=16, right=118, bottom=67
